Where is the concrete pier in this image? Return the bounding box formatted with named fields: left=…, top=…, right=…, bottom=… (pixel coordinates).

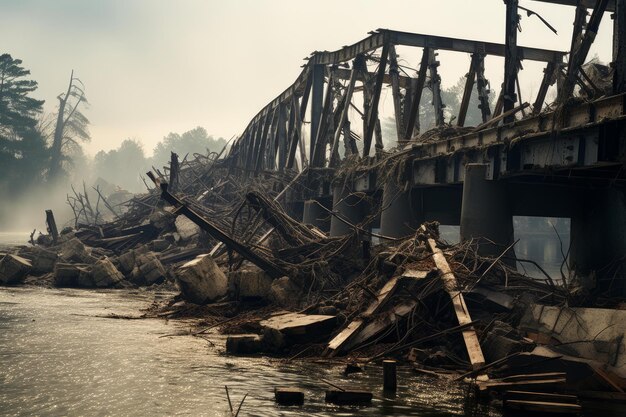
left=460, top=164, right=514, bottom=258
left=380, top=179, right=421, bottom=238
left=329, top=183, right=371, bottom=237
left=302, top=199, right=331, bottom=232
left=570, top=187, right=626, bottom=295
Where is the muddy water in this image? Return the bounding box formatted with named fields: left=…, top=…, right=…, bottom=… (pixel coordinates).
left=0, top=233, right=495, bottom=416
left=0, top=288, right=498, bottom=417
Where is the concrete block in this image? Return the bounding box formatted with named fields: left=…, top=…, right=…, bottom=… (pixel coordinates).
left=60, top=238, right=97, bottom=264
left=54, top=263, right=91, bottom=287
left=91, top=258, right=124, bottom=287
left=117, top=251, right=136, bottom=275
left=229, top=266, right=274, bottom=299
left=275, top=388, right=304, bottom=405
left=269, top=276, right=301, bottom=307
left=522, top=304, right=626, bottom=378
left=175, top=216, right=201, bottom=241
left=0, top=254, right=32, bottom=285
left=225, top=334, right=263, bottom=355
left=31, top=247, right=58, bottom=274
left=176, top=254, right=228, bottom=304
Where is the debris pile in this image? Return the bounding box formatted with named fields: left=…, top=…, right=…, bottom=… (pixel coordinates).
left=1, top=148, right=625, bottom=415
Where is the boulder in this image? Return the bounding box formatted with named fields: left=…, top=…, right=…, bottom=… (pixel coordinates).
left=229, top=266, right=274, bottom=299
left=135, top=252, right=167, bottom=285
left=269, top=276, right=301, bottom=307
left=148, top=239, right=170, bottom=252
left=175, top=216, right=201, bottom=241
left=0, top=254, right=32, bottom=285
left=60, top=238, right=97, bottom=264
left=117, top=251, right=136, bottom=275
left=176, top=254, right=227, bottom=304
left=91, top=258, right=124, bottom=287
left=30, top=247, right=58, bottom=274
left=54, top=263, right=91, bottom=287
left=226, top=334, right=263, bottom=354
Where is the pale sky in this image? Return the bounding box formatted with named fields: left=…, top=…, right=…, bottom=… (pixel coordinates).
left=0, top=0, right=615, bottom=156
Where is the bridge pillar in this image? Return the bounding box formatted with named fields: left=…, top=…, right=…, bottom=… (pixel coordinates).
left=329, top=183, right=370, bottom=237
left=460, top=164, right=514, bottom=259
left=380, top=180, right=422, bottom=238
left=571, top=187, right=626, bottom=296
left=302, top=199, right=331, bottom=233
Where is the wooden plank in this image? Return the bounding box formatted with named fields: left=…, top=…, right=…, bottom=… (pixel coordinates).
left=505, top=390, right=578, bottom=403
left=428, top=238, right=485, bottom=369
left=325, top=270, right=427, bottom=356
left=504, top=399, right=582, bottom=414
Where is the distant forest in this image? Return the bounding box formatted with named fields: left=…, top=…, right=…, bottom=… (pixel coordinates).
left=0, top=51, right=496, bottom=228
left=0, top=53, right=225, bottom=227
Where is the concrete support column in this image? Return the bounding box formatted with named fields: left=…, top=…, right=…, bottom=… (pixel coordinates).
left=380, top=180, right=422, bottom=238
left=570, top=188, right=626, bottom=295
left=329, top=183, right=370, bottom=237
left=460, top=164, right=514, bottom=258
left=302, top=199, right=330, bottom=232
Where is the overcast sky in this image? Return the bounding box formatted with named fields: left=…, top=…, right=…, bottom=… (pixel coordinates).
left=0, top=0, right=615, bottom=156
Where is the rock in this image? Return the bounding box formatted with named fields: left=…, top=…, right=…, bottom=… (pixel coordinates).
left=117, top=251, right=136, bottom=275
left=175, top=216, right=201, bottom=241
left=54, top=263, right=91, bottom=287
left=148, top=239, right=170, bottom=252
left=229, top=266, right=274, bottom=299
left=149, top=210, right=174, bottom=230
left=261, top=327, right=286, bottom=352
left=274, top=388, right=305, bottom=405
left=136, top=252, right=167, bottom=285
left=225, top=334, right=263, bottom=354
left=60, top=238, right=97, bottom=264
left=91, top=258, right=124, bottom=287
left=269, top=276, right=301, bottom=307
left=260, top=312, right=337, bottom=344
left=0, top=254, right=32, bottom=285
left=30, top=247, right=58, bottom=274
left=175, top=254, right=228, bottom=304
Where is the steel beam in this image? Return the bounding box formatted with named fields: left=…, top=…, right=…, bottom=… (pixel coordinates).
left=404, top=47, right=430, bottom=139
left=363, top=41, right=389, bottom=157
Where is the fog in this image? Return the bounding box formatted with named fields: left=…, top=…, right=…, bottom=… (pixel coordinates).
left=0, top=0, right=617, bottom=234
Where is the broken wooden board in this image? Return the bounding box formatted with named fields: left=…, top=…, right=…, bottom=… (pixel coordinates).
left=504, top=400, right=581, bottom=414
left=324, top=269, right=427, bottom=356
left=261, top=312, right=336, bottom=342
left=428, top=238, right=486, bottom=369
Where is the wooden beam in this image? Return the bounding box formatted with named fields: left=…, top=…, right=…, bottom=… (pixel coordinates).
left=388, top=45, right=405, bottom=140
left=427, top=238, right=486, bottom=369
left=457, top=55, right=478, bottom=127
left=532, top=62, right=557, bottom=114
left=404, top=47, right=430, bottom=139
left=363, top=41, right=389, bottom=157
left=475, top=54, right=492, bottom=122
left=428, top=49, right=445, bottom=126
left=330, top=57, right=361, bottom=166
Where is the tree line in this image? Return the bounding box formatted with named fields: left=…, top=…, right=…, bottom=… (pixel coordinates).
left=0, top=53, right=225, bottom=226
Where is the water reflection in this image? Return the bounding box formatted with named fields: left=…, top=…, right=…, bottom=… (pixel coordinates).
left=0, top=288, right=496, bottom=416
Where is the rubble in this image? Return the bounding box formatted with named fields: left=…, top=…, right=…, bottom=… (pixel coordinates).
left=176, top=255, right=228, bottom=304
left=0, top=254, right=32, bottom=285
left=1, top=142, right=624, bottom=416
left=91, top=258, right=124, bottom=287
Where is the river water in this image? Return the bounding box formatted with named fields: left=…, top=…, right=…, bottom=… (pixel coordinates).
left=0, top=287, right=499, bottom=417
left=1, top=233, right=495, bottom=417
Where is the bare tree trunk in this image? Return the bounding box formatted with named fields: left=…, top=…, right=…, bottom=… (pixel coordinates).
left=48, top=71, right=73, bottom=181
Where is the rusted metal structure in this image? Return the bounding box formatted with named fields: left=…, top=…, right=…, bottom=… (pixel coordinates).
left=223, top=1, right=626, bottom=295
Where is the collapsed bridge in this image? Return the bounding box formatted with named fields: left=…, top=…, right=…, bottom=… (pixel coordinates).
left=221, top=0, right=626, bottom=296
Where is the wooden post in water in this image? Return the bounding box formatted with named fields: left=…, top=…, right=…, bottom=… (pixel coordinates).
left=383, top=360, right=397, bottom=391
